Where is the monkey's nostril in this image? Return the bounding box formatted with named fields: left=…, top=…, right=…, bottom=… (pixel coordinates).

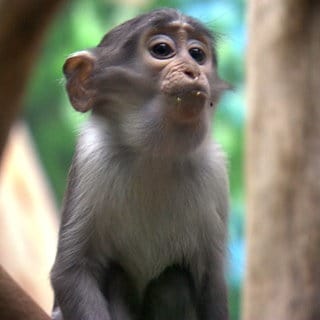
left=184, top=70, right=196, bottom=79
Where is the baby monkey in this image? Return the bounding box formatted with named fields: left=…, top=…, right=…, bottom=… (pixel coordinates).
left=51, top=8, right=229, bottom=320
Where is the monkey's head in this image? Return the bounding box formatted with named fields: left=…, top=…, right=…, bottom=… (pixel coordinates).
left=63, top=8, right=228, bottom=157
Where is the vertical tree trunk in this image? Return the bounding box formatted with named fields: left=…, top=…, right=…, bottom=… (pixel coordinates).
left=244, top=1, right=320, bottom=320
left=0, top=0, right=65, bottom=159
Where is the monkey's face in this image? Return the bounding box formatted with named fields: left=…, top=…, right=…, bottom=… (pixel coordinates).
left=63, top=10, right=227, bottom=156
left=140, top=21, right=214, bottom=124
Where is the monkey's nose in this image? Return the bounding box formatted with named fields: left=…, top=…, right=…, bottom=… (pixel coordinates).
left=183, top=69, right=199, bottom=80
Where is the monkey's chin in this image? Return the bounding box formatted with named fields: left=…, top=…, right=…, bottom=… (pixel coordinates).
left=167, top=90, right=208, bottom=123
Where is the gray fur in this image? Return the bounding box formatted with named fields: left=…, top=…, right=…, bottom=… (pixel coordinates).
left=51, top=8, right=229, bottom=320
left=77, top=115, right=228, bottom=291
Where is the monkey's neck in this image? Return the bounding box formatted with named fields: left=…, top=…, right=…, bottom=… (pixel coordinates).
left=86, top=113, right=212, bottom=165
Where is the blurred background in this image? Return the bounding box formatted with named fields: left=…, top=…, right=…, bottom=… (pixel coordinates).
left=2, top=1, right=320, bottom=320
left=2, top=0, right=245, bottom=318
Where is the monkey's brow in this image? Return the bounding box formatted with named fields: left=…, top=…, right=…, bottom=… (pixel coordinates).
left=147, top=21, right=213, bottom=44
left=148, top=17, right=212, bottom=38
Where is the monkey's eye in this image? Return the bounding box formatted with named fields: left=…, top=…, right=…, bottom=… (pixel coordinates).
left=189, top=47, right=206, bottom=64
left=150, top=43, right=175, bottom=59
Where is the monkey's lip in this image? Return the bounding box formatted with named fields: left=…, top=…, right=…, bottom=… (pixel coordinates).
left=168, top=86, right=208, bottom=99
left=166, top=87, right=208, bottom=123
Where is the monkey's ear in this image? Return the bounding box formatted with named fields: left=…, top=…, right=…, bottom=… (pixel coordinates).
left=63, top=50, right=96, bottom=112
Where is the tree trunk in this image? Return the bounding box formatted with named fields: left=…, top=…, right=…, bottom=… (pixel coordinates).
left=0, top=0, right=65, bottom=160
left=0, top=266, right=50, bottom=320
left=244, top=1, right=320, bottom=320
left=0, top=123, right=58, bottom=312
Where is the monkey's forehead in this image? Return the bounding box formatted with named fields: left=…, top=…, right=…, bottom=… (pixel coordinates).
left=98, top=8, right=213, bottom=48
left=146, top=10, right=213, bottom=39
left=147, top=20, right=211, bottom=42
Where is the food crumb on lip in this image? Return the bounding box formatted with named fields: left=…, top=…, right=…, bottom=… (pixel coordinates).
left=190, top=89, right=207, bottom=98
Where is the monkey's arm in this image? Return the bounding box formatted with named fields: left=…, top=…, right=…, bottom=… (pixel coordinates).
left=199, top=157, right=229, bottom=320
left=52, top=262, right=110, bottom=320
left=50, top=164, right=111, bottom=320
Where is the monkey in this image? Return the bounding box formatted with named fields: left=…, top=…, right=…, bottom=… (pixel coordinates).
left=51, top=8, right=230, bottom=320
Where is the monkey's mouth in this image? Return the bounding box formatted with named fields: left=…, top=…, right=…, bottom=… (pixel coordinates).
left=168, top=85, right=209, bottom=99
left=166, top=87, right=208, bottom=123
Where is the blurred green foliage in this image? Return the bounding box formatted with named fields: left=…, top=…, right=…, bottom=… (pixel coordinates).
left=23, top=0, right=245, bottom=319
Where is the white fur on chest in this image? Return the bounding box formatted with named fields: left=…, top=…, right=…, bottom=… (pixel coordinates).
left=77, top=117, right=226, bottom=291
left=97, top=160, right=210, bottom=291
